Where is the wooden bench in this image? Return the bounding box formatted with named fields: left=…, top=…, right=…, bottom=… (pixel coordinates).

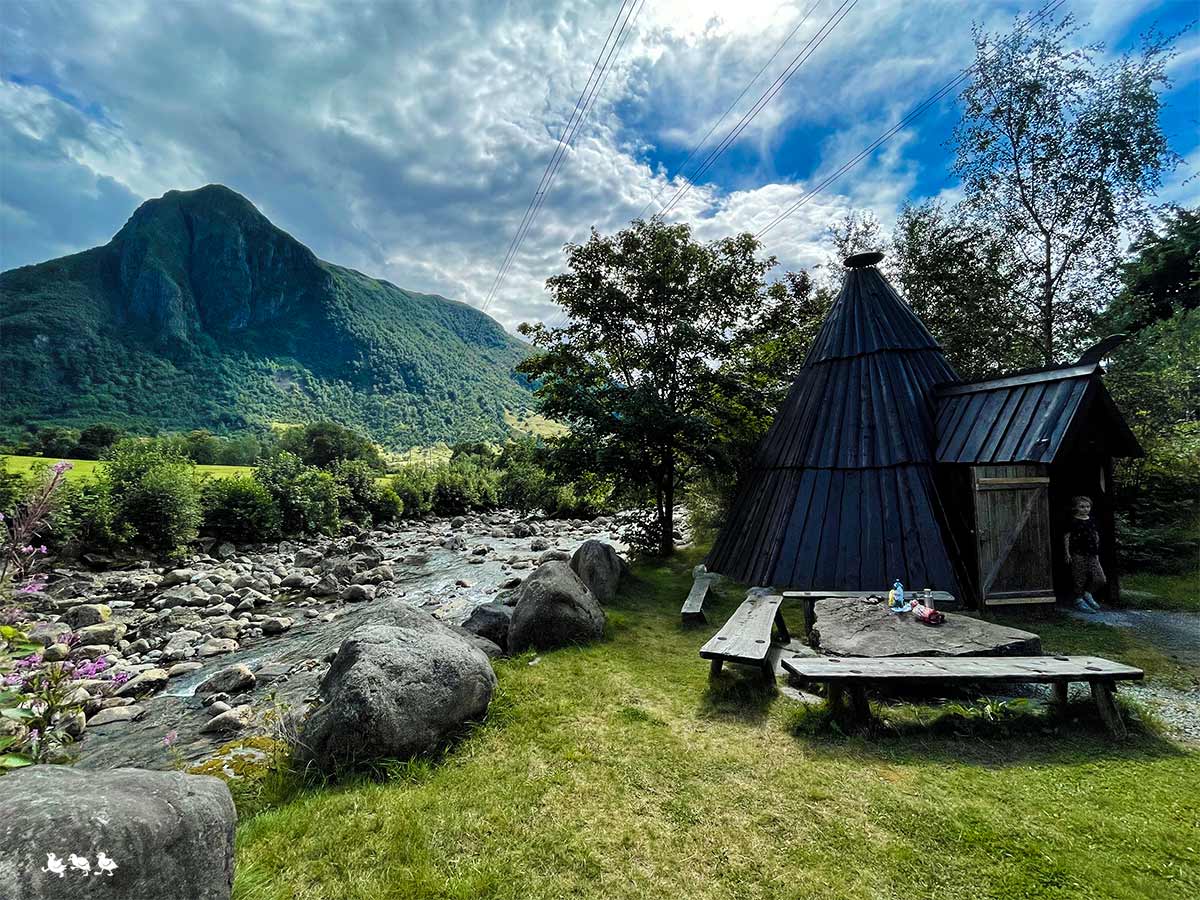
left=782, top=590, right=957, bottom=640
left=681, top=573, right=717, bottom=624
left=780, top=655, right=1144, bottom=736
left=700, top=592, right=791, bottom=680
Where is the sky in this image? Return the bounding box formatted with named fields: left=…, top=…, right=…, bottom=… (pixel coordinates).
left=2, top=0, right=1197, bottom=332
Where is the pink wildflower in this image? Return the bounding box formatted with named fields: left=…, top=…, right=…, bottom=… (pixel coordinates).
left=51, top=461, right=73, bottom=475
left=163, top=730, right=178, bottom=748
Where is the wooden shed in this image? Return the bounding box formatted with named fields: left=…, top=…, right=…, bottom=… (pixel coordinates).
left=707, top=252, right=1143, bottom=612
left=933, top=363, right=1142, bottom=608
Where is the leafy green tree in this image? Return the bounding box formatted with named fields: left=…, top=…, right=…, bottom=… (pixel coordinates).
left=518, top=219, right=776, bottom=556
left=1105, top=207, right=1200, bottom=335
left=71, top=423, right=123, bottom=460
left=953, top=13, right=1178, bottom=364
left=890, top=201, right=1038, bottom=379
left=277, top=422, right=384, bottom=471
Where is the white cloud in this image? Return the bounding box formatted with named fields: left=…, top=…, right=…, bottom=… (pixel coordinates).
left=1, top=0, right=1193, bottom=332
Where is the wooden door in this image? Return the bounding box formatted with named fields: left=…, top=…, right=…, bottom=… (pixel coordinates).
left=973, top=465, right=1055, bottom=607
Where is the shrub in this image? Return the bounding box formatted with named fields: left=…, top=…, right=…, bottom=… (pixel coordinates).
left=120, top=464, right=202, bottom=556
left=104, top=439, right=201, bottom=556
left=331, top=460, right=402, bottom=525
left=201, top=476, right=282, bottom=543
left=255, top=452, right=345, bottom=536
left=372, top=485, right=405, bottom=524
left=431, top=461, right=498, bottom=517
left=390, top=466, right=438, bottom=518
left=54, top=479, right=123, bottom=551
left=0, top=469, right=27, bottom=518
left=498, top=461, right=551, bottom=515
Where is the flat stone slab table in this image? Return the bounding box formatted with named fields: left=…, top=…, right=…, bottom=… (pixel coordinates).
left=811, top=597, right=1042, bottom=658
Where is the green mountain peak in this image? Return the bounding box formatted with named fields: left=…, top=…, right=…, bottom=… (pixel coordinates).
left=1, top=186, right=531, bottom=446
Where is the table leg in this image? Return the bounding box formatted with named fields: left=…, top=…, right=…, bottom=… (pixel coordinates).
left=848, top=685, right=870, bottom=726
left=709, top=658, right=723, bottom=678
left=1090, top=679, right=1126, bottom=738
left=1051, top=681, right=1069, bottom=710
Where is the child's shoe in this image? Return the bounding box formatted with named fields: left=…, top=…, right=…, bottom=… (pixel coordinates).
left=1073, top=597, right=1093, bottom=613
left=1083, top=594, right=1101, bottom=612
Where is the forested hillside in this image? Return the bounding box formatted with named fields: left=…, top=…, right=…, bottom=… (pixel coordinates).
left=0, top=185, right=532, bottom=447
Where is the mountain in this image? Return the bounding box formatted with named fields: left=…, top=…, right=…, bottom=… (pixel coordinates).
left=0, top=185, right=533, bottom=446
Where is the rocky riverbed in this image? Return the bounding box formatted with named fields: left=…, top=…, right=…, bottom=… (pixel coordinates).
left=10, top=511, right=628, bottom=770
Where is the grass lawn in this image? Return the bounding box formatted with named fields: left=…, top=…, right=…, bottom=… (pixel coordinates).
left=1122, top=571, right=1200, bottom=613
left=232, top=549, right=1199, bottom=900
left=1, top=454, right=253, bottom=482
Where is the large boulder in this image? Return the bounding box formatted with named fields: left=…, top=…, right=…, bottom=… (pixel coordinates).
left=295, top=618, right=496, bottom=771
left=509, top=562, right=605, bottom=653
left=0, top=766, right=235, bottom=900
left=569, top=540, right=627, bottom=604
left=462, top=602, right=514, bottom=651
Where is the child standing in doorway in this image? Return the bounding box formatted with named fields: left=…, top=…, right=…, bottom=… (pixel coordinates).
left=1065, top=495, right=1105, bottom=612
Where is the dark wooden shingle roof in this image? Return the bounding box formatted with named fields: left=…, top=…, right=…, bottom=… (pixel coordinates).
left=934, top=364, right=1143, bottom=464
left=707, top=262, right=961, bottom=593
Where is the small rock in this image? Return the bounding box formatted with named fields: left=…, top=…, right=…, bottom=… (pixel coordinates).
left=42, top=642, right=70, bottom=663
left=199, top=638, right=240, bottom=657
left=63, top=603, right=111, bottom=629
left=75, top=621, right=127, bottom=646
left=197, top=664, right=256, bottom=696
left=168, top=661, right=204, bottom=678
left=159, top=568, right=196, bottom=589
left=200, top=704, right=254, bottom=734
left=115, top=668, right=169, bottom=698
left=340, top=584, right=376, bottom=603
left=261, top=617, right=294, bottom=635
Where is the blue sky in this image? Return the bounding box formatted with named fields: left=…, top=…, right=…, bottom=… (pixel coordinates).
left=2, top=0, right=1197, bottom=330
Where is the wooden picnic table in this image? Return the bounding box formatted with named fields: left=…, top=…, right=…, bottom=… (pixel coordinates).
left=780, top=654, right=1144, bottom=736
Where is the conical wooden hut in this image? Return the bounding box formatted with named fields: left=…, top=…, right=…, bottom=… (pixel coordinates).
left=707, top=251, right=1142, bottom=609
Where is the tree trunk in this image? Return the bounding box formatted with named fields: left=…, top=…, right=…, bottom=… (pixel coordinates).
left=1041, top=237, right=1054, bottom=365
left=658, top=452, right=675, bottom=557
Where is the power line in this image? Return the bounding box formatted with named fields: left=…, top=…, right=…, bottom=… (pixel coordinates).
left=634, top=0, right=824, bottom=221
left=483, top=0, right=646, bottom=313
left=656, top=0, right=860, bottom=218
left=481, top=0, right=631, bottom=312
left=754, top=0, right=1067, bottom=239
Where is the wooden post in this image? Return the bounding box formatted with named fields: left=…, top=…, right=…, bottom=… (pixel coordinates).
left=801, top=598, right=817, bottom=640
left=1051, top=680, right=1069, bottom=710
left=848, top=685, right=870, bottom=726
left=827, top=683, right=846, bottom=721
left=709, top=658, right=723, bottom=678
left=773, top=605, right=791, bottom=645
left=1090, top=679, right=1126, bottom=738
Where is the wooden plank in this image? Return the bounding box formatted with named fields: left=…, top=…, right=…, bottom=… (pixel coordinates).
left=699, top=593, right=787, bottom=666
left=780, top=655, right=1143, bottom=683
left=984, top=594, right=1056, bottom=606
left=680, top=574, right=715, bottom=623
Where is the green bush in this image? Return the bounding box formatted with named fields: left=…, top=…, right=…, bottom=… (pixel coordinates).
left=498, top=460, right=551, bottom=515
left=201, top=476, right=283, bottom=543
left=431, top=461, right=499, bottom=516
left=390, top=466, right=438, bottom=518
left=104, top=439, right=201, bottom=556
left=54, top=479, right=123, bottom=551
left=0, top=468, right=27, bottom=517
left=255, top=452, right=344, bottom=536
left=331, top=460, right=402, bottom=525
left=372, top=485, right=405, bottom=524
